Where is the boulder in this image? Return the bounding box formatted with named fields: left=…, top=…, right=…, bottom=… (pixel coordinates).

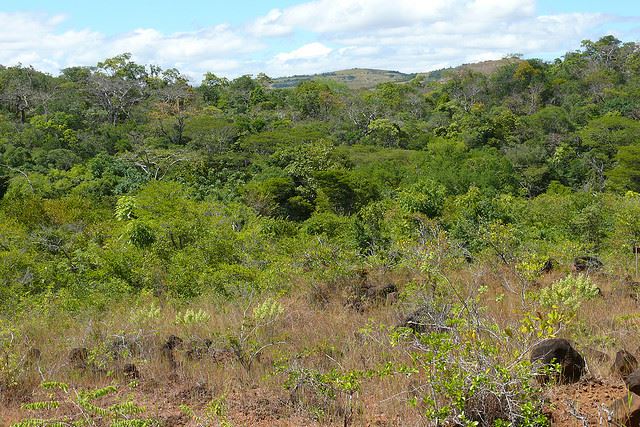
left=186, top=338, right=213, bottom=360
left=571, top=256, right=603, bottom=273
left=400, top=301, right=451, bottom=334
left=540, top=259, right=555, bottom=274
left=613, top=350, right=639, bottom=380
left=530, top=338, right=585, bottom=384
left=161, top=335, right=183, bottom=371
left=625, top=370, right=640, bottom=395
left=122, top=363, right=140, bottom=379
left=608, top=393, right=640, bottom=427
left=109, top=335, right=141, bottom=360
left=584, top=347, right=610, bottom=365
left=69, top=347, right=89, bottom=369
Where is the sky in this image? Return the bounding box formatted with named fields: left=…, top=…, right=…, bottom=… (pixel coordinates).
left=0, top=0, right=638, bottom=81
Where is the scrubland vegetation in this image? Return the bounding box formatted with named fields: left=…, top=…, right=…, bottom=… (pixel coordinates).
left=1, top=36, right=640, bottom=426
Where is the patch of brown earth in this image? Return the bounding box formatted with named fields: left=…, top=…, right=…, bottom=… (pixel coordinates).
left=546, top=377, right=628, bottom=426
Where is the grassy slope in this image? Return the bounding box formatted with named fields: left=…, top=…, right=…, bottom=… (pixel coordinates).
left=270, top=58, right=521, bottom=89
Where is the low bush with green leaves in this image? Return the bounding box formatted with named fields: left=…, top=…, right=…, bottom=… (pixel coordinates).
left=14, top=381, right=156, bottom=427
left=538, top=274, right=601, bottom=314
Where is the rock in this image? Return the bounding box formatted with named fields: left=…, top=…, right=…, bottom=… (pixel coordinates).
left=613, top=350, right=639, bottom=380
left=110, top=336, right=141, bottom=360
left=161, top=335, right=183, bottom=371
left=122, top=363, right=140, bottom=379
left=540, top=259, right=555, bottom=274
left=400, top=301, right=451, bottom=334
left=530, top=338, right=585, bottom=384
left=572, top=256, right=603, bottom=273
left=464, top=390, right=506, bottom=427
left=584, top=347, right=610, bottom=364
left=608, top=392, right=640, bottom=427
left=625, top=370, right=640, bottom=395
left=69, top=347, right=89, bottom=369
left=186, top=338, right=213, bottom=360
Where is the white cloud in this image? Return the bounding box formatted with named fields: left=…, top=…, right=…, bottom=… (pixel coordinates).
left=0, top=12, right=259, bottom=80
left=250, top=0, right=534, bottom=36
left=256, top=0, right=612, bottom=74
left=268, top=42, right=334, bottom=75
left=0, top=2, right=625, bottom=79
left=274, top=42, right=332, bottom=62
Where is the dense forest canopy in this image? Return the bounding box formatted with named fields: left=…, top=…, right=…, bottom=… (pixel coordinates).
left=0, top=36, right=639, bottom=312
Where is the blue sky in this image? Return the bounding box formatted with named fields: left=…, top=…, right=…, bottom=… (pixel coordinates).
left=0, top=0, right=638, bottom=80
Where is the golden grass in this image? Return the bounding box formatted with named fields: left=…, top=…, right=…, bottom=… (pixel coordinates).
left=3, top=260, right=640, bottom=426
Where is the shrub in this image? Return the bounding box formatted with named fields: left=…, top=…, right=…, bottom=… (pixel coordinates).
left=538, top=274, right=600, bottom=314
left=13, top=381, right=157, bottom=426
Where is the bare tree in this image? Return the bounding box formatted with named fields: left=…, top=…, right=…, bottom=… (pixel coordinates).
left=87, top=74, right=147, bottom=125
left=0, top=66, right=49, bottom=123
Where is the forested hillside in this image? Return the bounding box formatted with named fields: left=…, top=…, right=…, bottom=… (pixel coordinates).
left=2, top=35, right=640, bottom=426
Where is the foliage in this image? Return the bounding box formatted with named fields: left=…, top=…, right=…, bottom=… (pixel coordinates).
left=2, top=34, right=640, bottom=424
left=538, top=274, right=601, bottom=315
left=14, top=381, right=156, bottom=427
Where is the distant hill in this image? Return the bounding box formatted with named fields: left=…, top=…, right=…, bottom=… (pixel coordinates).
left=415, top=58, right=522, bottom=84
left=270, top=58, right=521, bottom=90
left=270, top=68, right=416, bottom=89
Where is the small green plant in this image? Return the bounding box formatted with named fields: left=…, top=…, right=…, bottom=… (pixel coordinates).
left=130, top=301, right=161, bottom=326
left=252, top=297, right=284, bottom=322
left=115, top=196, right=137, bottom=221
left=538, top=274, right=600, bottom=314
left=13, top=381, right=157, bottom=427
left=127, top=221, right=156, bottom=249
left=280, top=365, right=374, bottom=426
left=227, top=297, right=285, bottom=371
left=0, top=320, right=25, bottom=397
left=175, top=308, right=211, bottom=326
left=180, top=394, right=231, bottom=427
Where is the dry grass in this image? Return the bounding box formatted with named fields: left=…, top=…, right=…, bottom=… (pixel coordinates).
left=2, top=260, right=640, bottom=426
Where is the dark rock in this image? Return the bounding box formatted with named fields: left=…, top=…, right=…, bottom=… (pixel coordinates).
left=613, top=350, right=639, bottom=380
left=608, top=392, right=640, bottom=427
left=69, top=347, right=89, bottom=369
left=161, top=335, right=183, bottom=370
left=122, top=363, right=140, bottom=379
left=540, top=259, right=555, bottom=274
left=110, top=336, right=141, bottom=360
left=530, top=338, right=585, bottom=384
left=625, top=370, right=640, bottom=395
left=583, top=347, right=610, bottom=364
left=400, top=301, right=451, bottom=334
left=464, top=390, right=507, bottom=427
left=186, top=338, right=213, bottom=360
left=572, top=256, right=603, bottom=273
